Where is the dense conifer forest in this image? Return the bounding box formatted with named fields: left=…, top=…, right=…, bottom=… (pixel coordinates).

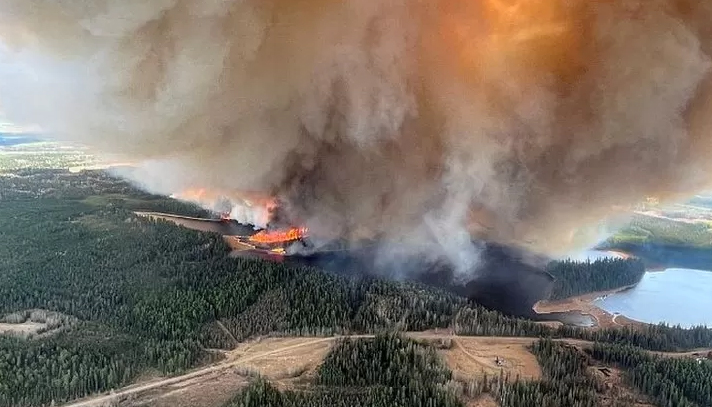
left=227, top=335, right=712, bottom=407
left=1, top=169, right=711, bottom=407
left=546, top=258, right=645, bottom=300
left=590, top=343, right=712, bottom=407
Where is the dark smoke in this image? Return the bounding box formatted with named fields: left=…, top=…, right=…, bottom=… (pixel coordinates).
left=2, top=0, right=712, bottom=276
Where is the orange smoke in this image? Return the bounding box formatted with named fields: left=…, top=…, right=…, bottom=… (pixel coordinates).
left=249, top=227, right=309, bottom=245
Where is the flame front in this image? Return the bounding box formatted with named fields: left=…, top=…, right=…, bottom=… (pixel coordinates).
left=249, top=227, right=309, bottom=245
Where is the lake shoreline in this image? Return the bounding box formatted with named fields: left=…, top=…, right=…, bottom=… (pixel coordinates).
left=533, top=284, right=643, bottom=329
left=595, top=268, right=712, bottom=328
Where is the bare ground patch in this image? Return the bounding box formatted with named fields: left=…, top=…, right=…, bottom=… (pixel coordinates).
left=589, top=365, right=656, bottom=407
left=534, top=287, right=645, bottom=329
left=231, top=337, right=333, bottom=380
left=0, top=309, right=75, bottom=338
left=467, top=394, right=500, bottom=407
left=128, top=371, right=249, bottom=407
left=441, top=337, right=542, bottom=382
left=0, top=322, right=47, bottom=337
left=63, top=337, right=342, bottom=407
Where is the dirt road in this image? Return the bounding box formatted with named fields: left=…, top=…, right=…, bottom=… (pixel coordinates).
left=62, top=335, right=375, bottom=407
left=61, top=333, right=710, bottom=407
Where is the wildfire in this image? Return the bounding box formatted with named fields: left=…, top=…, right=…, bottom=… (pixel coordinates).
left=249, top=227, right=309, bottom=245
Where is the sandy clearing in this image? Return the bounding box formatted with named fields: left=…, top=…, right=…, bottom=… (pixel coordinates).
left=534, top=285, right=644, bottom=329
left=131, top=370, right=248, bottom=407
left=0, top=322, right=47, bottom=336
left=467, top=394, right=500, bottom=407
left=237, top=339, right=333, bottom=379
left=446, top=337, right=542, bottom=381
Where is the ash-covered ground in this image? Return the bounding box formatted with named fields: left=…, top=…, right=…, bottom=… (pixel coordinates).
left=285, top=239, right=556, bottom=319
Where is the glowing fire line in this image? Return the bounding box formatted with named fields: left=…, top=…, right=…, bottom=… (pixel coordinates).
left=249, top=227, right=308, bottom=245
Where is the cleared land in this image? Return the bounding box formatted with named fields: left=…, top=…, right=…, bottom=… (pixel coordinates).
left=467, top=394, right=499, bottom=407
left=445, top=336, right=542, bottom=381
left=0, top=321, right=47, bottom=337
left=61, top=334, right=709, bottom=407
left=0, top=309, right=73, bottom=338
left=589, top=365, right=656, bottom=407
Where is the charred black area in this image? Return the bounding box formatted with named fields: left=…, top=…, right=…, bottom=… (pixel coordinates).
left=150, top=214, right=560, bottom=320
left=288, top=239, right=556, bottom=319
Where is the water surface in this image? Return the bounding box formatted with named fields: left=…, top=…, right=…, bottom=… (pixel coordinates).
left=595, top=268, right=712, bottom=327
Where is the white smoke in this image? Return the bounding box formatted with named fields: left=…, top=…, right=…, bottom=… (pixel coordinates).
left=2, top=0, right=712, bottom=274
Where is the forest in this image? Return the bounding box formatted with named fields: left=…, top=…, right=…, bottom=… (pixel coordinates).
left=601, top=213, right=712, bottom=269
left=605, top=213, right=712, bottom=249
left=227, top=335, right=711, bottom=407
left=224, top=334, right=462, bottom=407
left=546, top=258, right=645, bottom=300
left=589, top=342, right=712, bottom=407
left=0, top=169, right=711, bottom=407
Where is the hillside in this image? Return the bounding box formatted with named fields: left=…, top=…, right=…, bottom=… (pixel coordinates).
left=601, top=213, right=712, bottom=270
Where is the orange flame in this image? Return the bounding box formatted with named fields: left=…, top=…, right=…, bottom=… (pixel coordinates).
left=249, top=227, right=308, bottom=244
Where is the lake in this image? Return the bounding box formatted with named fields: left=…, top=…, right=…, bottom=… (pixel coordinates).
left=0, top=134, right=41, bottom=146
left=595, top=268, right=712, bottom=327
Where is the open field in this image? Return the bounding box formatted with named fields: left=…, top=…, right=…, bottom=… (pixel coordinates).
left=61, top=333, right=709, bottom=407
left=442, top=336, right=542, bottom=381
left=62, top=336, right=366, bottom=407
left=0, top=321, right=47, bottom=337
left=0, top=309, right=74, bottom=338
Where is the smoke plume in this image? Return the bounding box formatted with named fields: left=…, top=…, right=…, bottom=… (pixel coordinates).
left=2, top=0, right=712, bottom=274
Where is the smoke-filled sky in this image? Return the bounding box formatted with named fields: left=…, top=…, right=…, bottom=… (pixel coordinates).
left=2, top=0, right=712, bottom=274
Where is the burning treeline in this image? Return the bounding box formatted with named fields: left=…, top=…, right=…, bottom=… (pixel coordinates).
left=2, top=0, right=712, bottom=272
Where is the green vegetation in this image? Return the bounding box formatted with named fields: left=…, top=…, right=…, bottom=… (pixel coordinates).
left=0, top=142, right=97, bottom=172
left=225, top=336, right=462, bottom=407
left=1, top=169, right=711, bottom=406
left=496, top=339, right=602, bottom=407
left=601, top=213, right=712, bottom=269
left=230, top=336, right=710, bottom=407
left=546, top=258, right=645, bottom=300
left=688, top=195, right=712, bottom=210
left=590, top=342, right=712, bottom=407
left=558, top=323, right=712, bottom=352
left=606, top=213, right=712, bottom=249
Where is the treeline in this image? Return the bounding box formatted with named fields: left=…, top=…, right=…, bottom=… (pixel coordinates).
left=454, top=305, right=712, bottom=352
left=496, top=339, right=602, bottom=407
left=225, top=334, right=462, bottom=407
left=558, top=323, right=712, bottom=353
left=590, top=342, right=712, bottom=407
left=1, top=169, right=711, bottom=406
left=226, top=336, right=665, bottom=407
left=605, top=213, right=712, bottom=249
left=0, top=168, right=210, bottom=217
left=600, top=212, right=712, bottom=269
left=546, top=258, right=645, bottom=300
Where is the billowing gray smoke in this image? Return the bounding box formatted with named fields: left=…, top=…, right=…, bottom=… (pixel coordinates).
left=2, top=0, right=712, bottom=276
